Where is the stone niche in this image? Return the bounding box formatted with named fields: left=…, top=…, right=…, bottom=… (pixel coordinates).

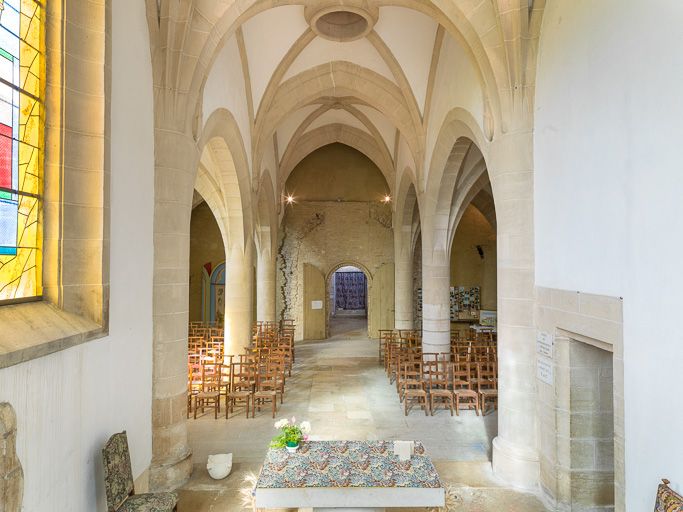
left=0, top=402, right=23, bottom=512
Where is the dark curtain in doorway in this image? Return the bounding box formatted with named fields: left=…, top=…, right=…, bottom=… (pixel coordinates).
left=335, top=272, right=366, bottom=310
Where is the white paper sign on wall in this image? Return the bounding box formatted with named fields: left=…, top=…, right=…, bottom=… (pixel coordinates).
left=536, top=357, right=554, bottom=385
left=536, top=331, right=554, bottom=359
left=311, top=300, right=323, bottom=310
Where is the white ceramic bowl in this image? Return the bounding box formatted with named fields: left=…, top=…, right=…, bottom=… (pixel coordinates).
left=206, top=453, right=233, bottom=480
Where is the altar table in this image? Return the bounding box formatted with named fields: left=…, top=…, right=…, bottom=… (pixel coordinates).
left=254, top=440, right=445, bottom=511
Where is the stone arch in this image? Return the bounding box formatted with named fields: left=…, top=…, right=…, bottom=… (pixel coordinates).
left=179, top=0, right=510, bottom=140
left=325, top=260, right=374, bottom=284
left=254, top=62, right=421, bottom=170
left=198, top=108, right=254, bottom=252
left=325, top=260, right=373, bottom=337
left=194, top=166, right=229, bottom=248
left=280, top=125, right=394, bottom=194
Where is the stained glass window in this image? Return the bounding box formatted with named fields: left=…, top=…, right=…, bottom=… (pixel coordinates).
left=0, top=0, right=43, bottom=302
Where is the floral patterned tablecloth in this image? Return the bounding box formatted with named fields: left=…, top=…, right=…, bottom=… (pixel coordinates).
left=256, top=441, right=442, bottom=489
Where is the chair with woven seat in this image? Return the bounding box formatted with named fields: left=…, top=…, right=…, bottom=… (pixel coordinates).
left=453, top=361, right=479, bottom=416
left=102, top=431, right=177, bottom=512
left=226, top=362, right=254, bottom=418
left=194, top=363, right=221, bottom=419
left=402, top=362, right=429, bottom=416
left=253, top=364, right=279, bottom=418
left=477, top=361, right=498, bottom=415
left=427, top=358, right=454, bottom=416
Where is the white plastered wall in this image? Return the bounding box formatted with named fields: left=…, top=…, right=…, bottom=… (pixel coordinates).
left=424, top=33, right=484, bottom=176
left=534, top=1, right=683, bottom=508
left=203, top=35, right=252, bottom=170
left=0, top=0, right=155, bottom=509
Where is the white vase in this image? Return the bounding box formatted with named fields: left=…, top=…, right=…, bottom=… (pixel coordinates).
left=285, top=444, right=299, bottom=453
left=206, top=453, right=233, bottom=480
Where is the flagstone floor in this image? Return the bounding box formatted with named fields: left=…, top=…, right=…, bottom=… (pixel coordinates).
left=178, top=318, right=547, bottom=511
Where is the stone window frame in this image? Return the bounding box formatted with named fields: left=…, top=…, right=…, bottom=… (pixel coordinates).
left=0, top=0, right=110, bottom=369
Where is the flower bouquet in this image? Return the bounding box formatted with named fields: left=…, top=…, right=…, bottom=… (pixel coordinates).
left=270, top=417, right=311, bottom=453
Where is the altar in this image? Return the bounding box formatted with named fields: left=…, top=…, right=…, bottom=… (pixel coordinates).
left=254, top=440, right=445, bottom=511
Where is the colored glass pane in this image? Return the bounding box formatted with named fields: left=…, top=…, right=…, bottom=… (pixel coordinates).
left=0, top=0, right=43, bottom=301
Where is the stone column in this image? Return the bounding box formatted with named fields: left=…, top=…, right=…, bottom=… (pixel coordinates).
left=489, top=130, right=539, bottom=489
left=224, top=243, right=254, bottom=355
left=394, top=229, right=414, bottom=329
left=256, top=249, right=276, bottom=322
left=150, top=128, right=196, bottom=490
left=420, top=226, right=451, bottom=354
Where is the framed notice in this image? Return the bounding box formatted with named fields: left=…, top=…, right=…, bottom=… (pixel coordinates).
left=536, top=331, right=554, bottom=359
left=536, top=357, right=553, bottom=385
left=311, top=300, right=323, bottom=310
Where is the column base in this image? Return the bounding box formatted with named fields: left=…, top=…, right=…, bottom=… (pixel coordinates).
left=149, top=449, right=193, bottom=491
left=492, top=436, right=540, bottom=490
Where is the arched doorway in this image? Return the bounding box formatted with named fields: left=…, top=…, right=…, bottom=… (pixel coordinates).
left=326, top=263, right=369, bottom=337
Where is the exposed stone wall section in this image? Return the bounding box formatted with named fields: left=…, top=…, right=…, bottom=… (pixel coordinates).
left=277, top=212, right=325, bottom=329
left=412, top=234, right=422, bottom=330
left=0, top=403, right=22, bottom=512
left=277, top=202, right=393, bottom=340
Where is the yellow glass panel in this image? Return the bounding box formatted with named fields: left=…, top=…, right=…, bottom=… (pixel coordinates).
left=0, top=0, right=44, bottom=302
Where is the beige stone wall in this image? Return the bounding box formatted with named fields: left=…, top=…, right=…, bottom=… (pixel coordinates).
left=284, top=143, right=390, bottom=201
left=188, top=202, right=225, bottom=322
left=277, top=144, right=393, bottom=340
left=277, top=200, right=393, bottom=340
left=449, top=205, right=496, bottom=311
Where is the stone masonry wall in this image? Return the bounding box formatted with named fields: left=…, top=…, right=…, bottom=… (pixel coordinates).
left=277, top=201, right=393, bottom=340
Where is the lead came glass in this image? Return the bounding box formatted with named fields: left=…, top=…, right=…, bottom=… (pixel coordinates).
left=0, top=0, right=43, bottom=301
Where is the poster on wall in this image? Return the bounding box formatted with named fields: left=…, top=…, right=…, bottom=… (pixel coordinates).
left=479, top=310, right=497, bottom=327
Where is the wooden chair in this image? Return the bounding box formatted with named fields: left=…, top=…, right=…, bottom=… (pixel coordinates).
left=453, top=361, right=479, bottom=416
left=253, top=365, right=279, bottom=418
left=378, top=329, right=395, bottom=362
left=402, top=362, right=429, bottom=416
left=194, top=363, right=221, bottom=419
left=427, top=359, right=454, bottom=416
left=477, top=361, right=498, bottom=415
left=226, top=362, right=253, bottom=418
left=102, top=431, right=177, bottom=511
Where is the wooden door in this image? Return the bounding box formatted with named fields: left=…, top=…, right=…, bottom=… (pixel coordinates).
left=303, top=263, right=326, bottom=340
left=368, top=263, right=395, bottom=338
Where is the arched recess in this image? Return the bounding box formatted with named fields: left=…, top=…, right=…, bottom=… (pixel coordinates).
left=280, top=124, right=394, bottom=194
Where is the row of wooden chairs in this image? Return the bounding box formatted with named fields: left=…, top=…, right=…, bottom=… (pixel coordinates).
left=188, top=356, right=288, bottom=419
left=383, top=339, right=499, bottom=415
left=187, top=320, right=297, bottom=419
left=398, top=359, right=498, bottom=416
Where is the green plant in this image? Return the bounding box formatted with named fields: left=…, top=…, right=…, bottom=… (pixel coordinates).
left=270, top=417, right=311, bottom=448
